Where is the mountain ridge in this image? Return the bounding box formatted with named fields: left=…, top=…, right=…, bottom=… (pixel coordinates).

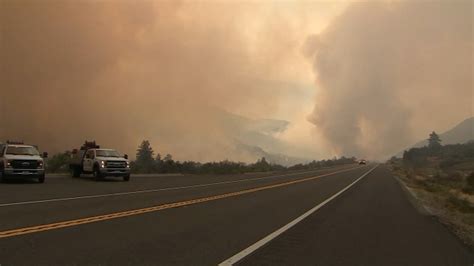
left=396, top=117, right=474, bottom=157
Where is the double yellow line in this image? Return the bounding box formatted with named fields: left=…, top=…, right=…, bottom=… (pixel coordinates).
left=0, top=166, right=365, bottom=239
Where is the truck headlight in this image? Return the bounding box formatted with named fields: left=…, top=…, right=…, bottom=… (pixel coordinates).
left=5, top=160, right=12, bottom=168
left=100, top=160, right=106, bottom=168
left=126, top=161, right=130, bottom=168
left=38, top=160, right=44, bottom=169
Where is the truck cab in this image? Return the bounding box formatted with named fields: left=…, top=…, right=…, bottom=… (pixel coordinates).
left=70, top=141, right=131, bottom=181
left=0, top=141, right=47, bottom=183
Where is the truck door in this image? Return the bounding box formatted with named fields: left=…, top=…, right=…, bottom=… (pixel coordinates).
left=83, top=150, right=94, bottom=172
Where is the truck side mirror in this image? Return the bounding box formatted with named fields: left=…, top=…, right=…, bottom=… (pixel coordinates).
left=42, top=152, right=48, bottom=158
left=124, top=154, right=128, bottom=159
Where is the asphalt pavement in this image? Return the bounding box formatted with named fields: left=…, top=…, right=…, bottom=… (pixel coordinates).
left=0, top=164, right=471, bottom=265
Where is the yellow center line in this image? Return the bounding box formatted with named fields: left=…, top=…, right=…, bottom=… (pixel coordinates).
left=0, top=166, right=366, bottom=239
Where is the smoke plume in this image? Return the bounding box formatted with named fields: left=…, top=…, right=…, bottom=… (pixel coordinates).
left=305, top=1, right=472, bottom=159
left=0, top=0, right=314, bottom=161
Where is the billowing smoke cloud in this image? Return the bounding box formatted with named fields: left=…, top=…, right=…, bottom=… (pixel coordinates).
left=305, top=1, right=472, bottom=159
left=0, top=0, right=319, bottom=161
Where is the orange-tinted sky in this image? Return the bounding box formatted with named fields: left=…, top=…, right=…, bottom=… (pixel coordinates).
left=1, top=0, right=471, bottom=161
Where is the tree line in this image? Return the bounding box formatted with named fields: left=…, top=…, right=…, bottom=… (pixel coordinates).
left=46, top=140, right=358, bottom=174
left=402, top=131, right=474, bottom=168
left=131, top=140, right=357, bottom=174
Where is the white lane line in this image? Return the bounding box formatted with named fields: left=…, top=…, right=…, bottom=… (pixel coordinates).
left=0, top=167, right=360, bottom=208
left=219, top=164, right=379, bottom=266
left=46, top=173, right=184, bottom=178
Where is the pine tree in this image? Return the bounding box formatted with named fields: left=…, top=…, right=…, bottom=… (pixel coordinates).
left=428, top=131, right=442, bottom=150
left=164, top=154, right=173, bottom=162
left=135, top=140, right=155, bottom=173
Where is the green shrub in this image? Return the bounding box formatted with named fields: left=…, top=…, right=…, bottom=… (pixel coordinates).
left=467, top=172, right=474, bottom=187
left=440, top=158, right=461, bottom=169
left=448, top=171, right=464, bottom=182
left=463, top=172, right=474, bottom=194
left=423, top=182, right=442, bottom=192
left=447, top=196, right=474, bottom=213
left=46, top=151, right=71, bottom=173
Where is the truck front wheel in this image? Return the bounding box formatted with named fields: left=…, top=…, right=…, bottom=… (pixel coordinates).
left=93, top=166, right=104, bottom=181
left=38, top=174, right=45, bottom=183
left=123, top=174, right=130, bottom=182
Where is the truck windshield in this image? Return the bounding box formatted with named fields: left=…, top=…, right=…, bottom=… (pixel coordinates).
left=6, top=146, right=40, bottom=156
left=96, top=149, right=121, bottom=157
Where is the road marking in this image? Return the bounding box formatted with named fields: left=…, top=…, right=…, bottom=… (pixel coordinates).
left=219, top=165, right=379, bottom=266
left=0, top=167, right=357, bottom=208
left=0, top=166, right=367, bottom=239
left=46, top=173, right=184, bottom=178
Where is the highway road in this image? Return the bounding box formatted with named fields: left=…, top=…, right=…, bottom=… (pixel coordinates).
left=0, top=164, right=472, bottom=265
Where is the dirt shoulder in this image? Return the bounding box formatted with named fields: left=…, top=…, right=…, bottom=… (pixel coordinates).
left=388, top=159, right=474, bottom=250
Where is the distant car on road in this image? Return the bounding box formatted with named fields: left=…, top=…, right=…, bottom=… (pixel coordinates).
left=69, top=141, right=131, bottom=181
left=359, top=159, right=367, bottom=165
left=0, top=141, right=48, bottom=183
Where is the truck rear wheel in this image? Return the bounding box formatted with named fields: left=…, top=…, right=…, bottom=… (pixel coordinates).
left=0, top=171, right=6, bottom=183
left=71, top=167, right=81, bottom=178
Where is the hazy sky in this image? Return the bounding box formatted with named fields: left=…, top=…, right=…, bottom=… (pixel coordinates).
left=0, top=0, right=472, bottom=161
left=306, top=0, right=472, bottom=158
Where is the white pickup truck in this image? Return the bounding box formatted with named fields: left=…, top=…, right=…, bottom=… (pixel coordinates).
left=69, top=141, right=131, bottom=181
left=0, top=141, right=48, bottom=183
